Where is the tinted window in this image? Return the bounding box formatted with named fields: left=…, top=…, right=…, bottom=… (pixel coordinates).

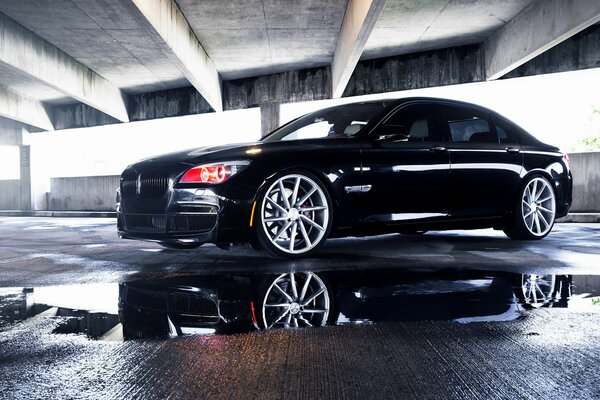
left=376, top=103, right=442, bottom=142
left=442, top=105, right=498, bottom=144
left=493, top=116, right=520, bottom=144
left=262, top=102, right=390, bottom=142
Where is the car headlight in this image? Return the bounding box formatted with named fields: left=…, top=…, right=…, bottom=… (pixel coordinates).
left=179, top=160, right=250, bottom=184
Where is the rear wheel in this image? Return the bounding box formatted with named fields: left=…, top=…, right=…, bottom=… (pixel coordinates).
left=520, top=274, right=556, bottom=308
left=256, top=171, right=332, bottom=258
left=504, top=175, right=556, bottom=240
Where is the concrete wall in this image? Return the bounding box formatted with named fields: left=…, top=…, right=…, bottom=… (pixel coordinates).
left=0, top=180, right=20, bottom=209
left=49, top=175, right=119, bottom=211
left=570, top=152, right=600, bottom=212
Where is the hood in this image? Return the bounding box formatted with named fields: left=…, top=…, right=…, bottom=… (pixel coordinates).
left=129, top=142, right=262, bottom=168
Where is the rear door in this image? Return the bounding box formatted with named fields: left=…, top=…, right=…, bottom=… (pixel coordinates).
left=438, top=104, right=523, bottom=217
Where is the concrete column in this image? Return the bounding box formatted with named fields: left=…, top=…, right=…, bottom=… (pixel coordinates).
left=0, top=117, right=26, bottom=145
left=331, top=0, right=387, bottom=98
left=0, top=119, right=32, bottom=210
left=260, top=102, right=280, bottom=137
left=19, top=145, right=31, bottom=211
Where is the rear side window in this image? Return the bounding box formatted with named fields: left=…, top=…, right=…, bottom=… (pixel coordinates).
left=493, top=116, right=520, bottom=144
left=441, top=105, right=498, bottom=144
left=376, top=103, right=443, bottom=142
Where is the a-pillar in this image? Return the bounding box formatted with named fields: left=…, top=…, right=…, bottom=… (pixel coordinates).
left=260, top=102, right=280, bottom=137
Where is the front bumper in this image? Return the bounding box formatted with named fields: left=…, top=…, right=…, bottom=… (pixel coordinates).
left=118, top=187, right=252, bottom=244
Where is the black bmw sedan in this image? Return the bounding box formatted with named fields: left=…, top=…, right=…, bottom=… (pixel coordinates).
left=117, top=97, right=572, bottom=257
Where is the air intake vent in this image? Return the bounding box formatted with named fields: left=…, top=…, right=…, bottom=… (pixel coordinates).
left=122, top=214, right=216, bottom=234
left=170, top=214, right=217, bottom=232
left=124, top=214, right=167, bottom=233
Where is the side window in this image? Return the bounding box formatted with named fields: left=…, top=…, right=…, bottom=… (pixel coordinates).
left=442, top=105, right=498, bottom=144
left=493, top=116, right=520, bottom=145
left=376, top=104, right=442, bottom=142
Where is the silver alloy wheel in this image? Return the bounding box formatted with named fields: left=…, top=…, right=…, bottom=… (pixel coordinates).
left=260, top=174, right=329, bottom=255
left=521, top=274, right=556, bottom=307
left=521, top=177, right=556, bottom=237
left=262, top=272, right=330, bottom=329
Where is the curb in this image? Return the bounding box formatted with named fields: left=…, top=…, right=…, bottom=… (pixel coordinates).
left=556, top=213, right=600, bottom=223
left=0, top=211, right=117, bottom=218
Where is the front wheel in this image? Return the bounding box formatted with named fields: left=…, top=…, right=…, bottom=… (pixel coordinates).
left=256, top=171, right=332, bottom=258
left=258, top=272, right=332, bottom=329
left=504, top=175, right=556, bottom=240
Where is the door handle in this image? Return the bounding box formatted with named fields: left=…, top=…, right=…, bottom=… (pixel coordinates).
left=506, top=147, right=520, bottom=154
left=429, top=146, right=447, bottom=152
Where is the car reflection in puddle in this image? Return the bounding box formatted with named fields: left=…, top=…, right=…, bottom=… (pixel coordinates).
left=1, top=270, right=598, bottom=340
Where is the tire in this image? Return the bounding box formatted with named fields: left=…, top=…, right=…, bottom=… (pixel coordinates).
left=503, top=174, right=556, bottom=240
left=256, top=272, right=332, bottom=330
left=255, top=170, right=333, bottom=258
left=158, top=242, right=203, bottom=250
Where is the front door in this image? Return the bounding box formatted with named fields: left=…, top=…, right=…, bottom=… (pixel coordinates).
left=357, top=102, right=451, bottom=224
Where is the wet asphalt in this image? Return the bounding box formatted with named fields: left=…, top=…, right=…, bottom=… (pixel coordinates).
left=0, top=217, right=599, bottom=399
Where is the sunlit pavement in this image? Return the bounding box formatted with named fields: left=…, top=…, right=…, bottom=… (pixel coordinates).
left=0, top=217, right=599, bottom=399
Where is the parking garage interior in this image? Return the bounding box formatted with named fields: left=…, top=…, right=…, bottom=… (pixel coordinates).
left=0, top=1, right=599, bottom=399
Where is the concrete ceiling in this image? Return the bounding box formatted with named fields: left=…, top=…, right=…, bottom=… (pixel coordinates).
left=363, top=0, right=532, bottom=59
left=0, top=0, right=537, bottom=102
left=0, top=0, right=599, bottom=132
left=176, top=0, right=349, bottom=80
left=0, top=0, right=188, bottom=99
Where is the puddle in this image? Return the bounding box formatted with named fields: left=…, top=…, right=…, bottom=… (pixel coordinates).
left=1, top=269, right=598, bottom=340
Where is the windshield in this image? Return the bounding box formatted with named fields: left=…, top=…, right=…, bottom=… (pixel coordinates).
left=262, top=102, right=391, bottom=142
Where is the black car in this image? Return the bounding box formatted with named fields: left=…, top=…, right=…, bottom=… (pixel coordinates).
left=117, top=97, right=572, bottom=257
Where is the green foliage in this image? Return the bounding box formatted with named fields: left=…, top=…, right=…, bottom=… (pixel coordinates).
left=575, top=105, right=600, bottom=151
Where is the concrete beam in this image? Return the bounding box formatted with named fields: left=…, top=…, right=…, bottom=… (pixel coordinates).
left=0, top=86, right=53, bottom=131
left=331, top=0, right=387, bottom=98
left=52, top=103, right=120, bottom=131
left=128, top=86, right=213, bottom=122
left=53, top=86, right=214, bottom=130
left=485, top=0, right=600, bottom=80
left=128, top=0, right=223, bottom=112
left=343, top=44, right=484, bottom=97
left=223, top=66, right=331, bottom=111
left=504, top=24, right=600, bottom=78
left=0, top=13, right=129, bottom=122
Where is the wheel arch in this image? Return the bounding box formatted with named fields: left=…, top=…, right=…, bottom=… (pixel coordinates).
left=250, top=165, right=341, bottom=225
left=518, top=168, right=557, bottom=195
